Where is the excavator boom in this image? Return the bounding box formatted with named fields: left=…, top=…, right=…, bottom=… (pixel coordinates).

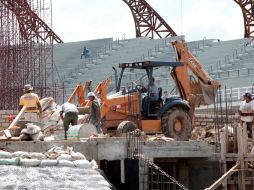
left=171, top=41, right=220, bottom=108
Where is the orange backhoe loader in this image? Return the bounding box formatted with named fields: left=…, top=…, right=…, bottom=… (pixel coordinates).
left=68, top=40, right=220, bottom=140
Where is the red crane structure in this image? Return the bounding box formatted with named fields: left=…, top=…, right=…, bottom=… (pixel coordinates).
left=122, top=0, right=177, bottom=38
left=234, top=0, right=254, bottom=38
left=0, top=0, right=62, bottom=110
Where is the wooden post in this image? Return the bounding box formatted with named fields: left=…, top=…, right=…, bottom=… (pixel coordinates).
left=120, top=159, right=125, bottom=184
left=233, top=123, right=238, bottom=153
left=220, top=131, right=228, bottom=189
left=173, top=165, right=176, bottom=190
left=237, top=123, right=246, bottom=190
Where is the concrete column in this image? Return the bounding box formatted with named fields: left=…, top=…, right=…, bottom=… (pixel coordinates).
left=139, top=159, right=148, bottom=190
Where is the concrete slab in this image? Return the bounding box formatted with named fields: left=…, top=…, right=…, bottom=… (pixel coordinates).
left=0, top=138, right=216, bottom=161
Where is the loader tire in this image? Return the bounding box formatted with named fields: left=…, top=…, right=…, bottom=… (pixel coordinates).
left=161, top=107, right=192, bottom=141
left=116, top=121, right=137, bottom=134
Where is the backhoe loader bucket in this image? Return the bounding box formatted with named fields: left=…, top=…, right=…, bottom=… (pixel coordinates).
left=190, top=80, right=219, bottom=106
left=200, top=83, right=218, bottom=105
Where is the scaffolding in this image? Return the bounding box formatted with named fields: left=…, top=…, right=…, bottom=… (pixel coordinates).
left=0, top=0, right=62, bottom=110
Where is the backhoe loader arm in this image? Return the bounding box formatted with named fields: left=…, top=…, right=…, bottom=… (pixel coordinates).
left=68, top=81, right=92, bottom=106
left=171, top=41, right=220, bottom=106
left=68, top=77, right=111, bottom=120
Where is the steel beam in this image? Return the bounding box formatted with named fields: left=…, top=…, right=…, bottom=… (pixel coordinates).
left=123, top=0, right=177, bottom=39
left=0, top=0, right=63, bottom=43
left=234, top=0, right=254, bottom=38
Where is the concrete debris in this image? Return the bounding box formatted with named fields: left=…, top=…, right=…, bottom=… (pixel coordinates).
left=190, top=125, right=235, bottom=143
left=12, top=97, right=100, bottom=141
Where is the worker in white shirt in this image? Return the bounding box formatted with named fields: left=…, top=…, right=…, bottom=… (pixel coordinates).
left=60, top=102, right=79, bottom=140
left=239, top=92, right=254, bottom=138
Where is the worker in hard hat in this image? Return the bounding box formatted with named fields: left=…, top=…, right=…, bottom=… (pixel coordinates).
left=60, top=102, right=79, bottom=140
left=87, top=92, right=102, bottom=133
left=19, top=84, right=42, bottom=122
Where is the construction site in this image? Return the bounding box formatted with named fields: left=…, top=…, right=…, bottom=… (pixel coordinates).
left=0, top=0, right=254, bottom=189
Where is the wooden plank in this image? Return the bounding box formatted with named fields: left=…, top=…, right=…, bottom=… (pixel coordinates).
left=4, top=106, right=26, bottom=139
left=0, top=137, right=20, bottom=141
left=3, top=130, right=12, bottom=139
left=204, top=163, right=240, bottom=190
left=252, top=124, right=254, bottom=141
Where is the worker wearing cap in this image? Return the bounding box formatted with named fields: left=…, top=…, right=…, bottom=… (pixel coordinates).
left=87, top=92, right=101, bottom=133
left=239, top=92, right=254, bottom=138
left=60, top=102, right=79, bottom=140
left=19, top=84, right=42, bottom=122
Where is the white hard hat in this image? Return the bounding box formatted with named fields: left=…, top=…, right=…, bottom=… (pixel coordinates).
left=87, top=92, right=96, bottom=98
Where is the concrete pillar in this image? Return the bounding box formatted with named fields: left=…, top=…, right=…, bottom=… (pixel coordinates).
left=139, top=159, right=148, bottom=190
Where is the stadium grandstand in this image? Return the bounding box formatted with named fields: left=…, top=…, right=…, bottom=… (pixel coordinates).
left=53, top=36, right=254, bottom=103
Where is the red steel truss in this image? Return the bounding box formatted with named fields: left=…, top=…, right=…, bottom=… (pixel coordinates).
left=0, top=0, right=63, bottom=43
left=234, top=0, right=254, bottom=38
left=0, top=0, right=62, bottom=110
left=123, top=0, right=177, bottom=38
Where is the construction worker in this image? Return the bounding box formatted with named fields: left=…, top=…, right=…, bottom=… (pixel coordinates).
left=87, top=92, right=102, bottom=133
left=142, top=77, right=159, bottom=114
left=19, top=84, right=42, bottom=122
left=60, top=102, right=79, bottom=140
left=239, top=92, right=254, bottom=138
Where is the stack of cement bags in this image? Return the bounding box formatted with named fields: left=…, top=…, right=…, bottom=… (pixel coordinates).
left=0, top=147, right=113, bottom=190
left=0, top=146, right=94, bottom=168
left=19, top=123, right=44, bottom=141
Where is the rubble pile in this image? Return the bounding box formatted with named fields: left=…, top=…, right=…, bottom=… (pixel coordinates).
left=190, top=125, right=236, bottom=143
left=9, top=97, right=99, bottom=141
left=39, top=97, right=64, bottom=135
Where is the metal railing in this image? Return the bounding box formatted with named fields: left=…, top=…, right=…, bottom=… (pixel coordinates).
left=210, top=67, right=254, bottom=79
left=218, top=85, right=254, bottom=102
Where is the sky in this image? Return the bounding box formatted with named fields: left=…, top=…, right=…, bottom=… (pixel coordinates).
left=51, top=0, right=243, bottom=43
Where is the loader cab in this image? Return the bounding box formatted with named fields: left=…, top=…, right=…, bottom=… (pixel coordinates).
left=116, top=61, right=185, bottom=118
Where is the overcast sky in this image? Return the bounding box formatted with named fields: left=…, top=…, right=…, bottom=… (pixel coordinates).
left=51, top=0, right=243, bottom=43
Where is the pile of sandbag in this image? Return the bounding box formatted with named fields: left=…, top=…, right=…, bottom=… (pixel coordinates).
left=19, top=123, right=44, bottom=141
left=0, top=146, right=96, bottom=169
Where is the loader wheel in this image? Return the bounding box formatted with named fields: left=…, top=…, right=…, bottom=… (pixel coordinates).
left=161, top=107, right=192, bottom=141
left=116, top=121, right=137, bottom=134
